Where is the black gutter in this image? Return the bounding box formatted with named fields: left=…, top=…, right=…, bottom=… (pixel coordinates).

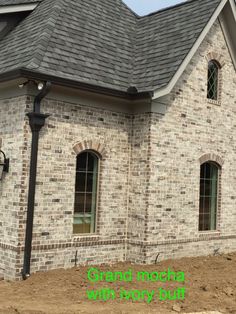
left=0, top=68, right=153, bottom=100
left=22, top=81, right=51, bottom=280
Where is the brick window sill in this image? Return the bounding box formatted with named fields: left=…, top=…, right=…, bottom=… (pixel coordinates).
left=199, top=230, right=221, bottom=238
left=72, top=234, right=100, bottom=242
left=207, top=98, right=221, bottom=106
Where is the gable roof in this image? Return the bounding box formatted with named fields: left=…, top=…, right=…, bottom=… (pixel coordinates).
left=0, top=0, right=235, bottom=99
left=133, top=0, right=222, bottom=92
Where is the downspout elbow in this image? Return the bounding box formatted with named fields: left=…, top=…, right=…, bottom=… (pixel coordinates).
left=34, top=81, right=52, bottom=113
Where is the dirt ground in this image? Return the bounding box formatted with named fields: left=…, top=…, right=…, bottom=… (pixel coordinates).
left=0, top=252, right=235, bottom=314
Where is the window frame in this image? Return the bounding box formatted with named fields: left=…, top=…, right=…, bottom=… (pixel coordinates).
left=207, top=59, right=221, bottom=101
left=73, top=150, right=101, bottom=235
left=198, top=161, right=221, bottom=232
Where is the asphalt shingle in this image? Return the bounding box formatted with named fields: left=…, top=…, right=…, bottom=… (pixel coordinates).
left=133, top=0, right=221, bottom=91
left=0, top=0, right=225, bottom=94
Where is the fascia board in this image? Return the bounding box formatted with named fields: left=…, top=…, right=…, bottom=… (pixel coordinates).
left=219, top=1, right=236, bottom=70
left=229, top=0, right=236, bottom=20
left=0, top=4, right=38, bottom=14
left=153, top=0, right=228, bottom=100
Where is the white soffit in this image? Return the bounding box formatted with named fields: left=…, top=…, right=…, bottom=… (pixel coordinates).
left=153, top=0, right=229, bottom=100
left=0, top=3, right=38, bottom=14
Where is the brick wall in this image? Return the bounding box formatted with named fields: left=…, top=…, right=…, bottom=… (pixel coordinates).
left=0, top=19, right=236, bottom=279
left=128, top=20, right=236, bottom=262
left=15, top=97, right=133, bottom=276
left=0, top=96, right=27, bottom=279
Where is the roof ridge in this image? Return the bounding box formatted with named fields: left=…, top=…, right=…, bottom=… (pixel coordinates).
left=26, top=0, right=65, bottom=70
left=129, top=23, right=138, bottom=88
left=34, top=0, right=138, bottom=90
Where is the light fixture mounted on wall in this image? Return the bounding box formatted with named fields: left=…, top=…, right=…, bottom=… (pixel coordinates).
left=18, top=80, right=45, bottom=91
left=0, top=150, right=9, bottom=180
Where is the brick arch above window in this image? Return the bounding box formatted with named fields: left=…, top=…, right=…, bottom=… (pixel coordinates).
left=205, top=52, right=225, bottom=68
left=73, top=140, right=107, bottom=159
left=199, top=153, right=224, bottom=167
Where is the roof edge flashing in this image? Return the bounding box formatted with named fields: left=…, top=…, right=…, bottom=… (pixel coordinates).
left=0, top=3, right=38, bottom=14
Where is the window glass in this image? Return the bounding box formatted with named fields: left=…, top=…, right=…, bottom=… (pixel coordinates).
left=73, top=152, right=98, bottom=234
left=207, top=60, right=219, bottom=100
left=199, top=162, right=218, bottom=231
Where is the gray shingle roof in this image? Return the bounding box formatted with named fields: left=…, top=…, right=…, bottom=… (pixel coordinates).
left=133, top=0, right=221, bottom=91
left=0, top=0, right=224, bottom=94
left=0, top=0, right=40, bottom=5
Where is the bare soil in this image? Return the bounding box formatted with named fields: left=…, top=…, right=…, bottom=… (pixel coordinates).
left=0, top=252, right=235, bottom=314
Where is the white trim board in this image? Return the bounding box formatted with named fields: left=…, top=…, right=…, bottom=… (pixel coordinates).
left=219, top=1, right=236, bottom=71
left=0, top=4, right=38, bottom=14
left=153, top=0, right=232, bottom=100
left=229, top=0, right=236, bottom=20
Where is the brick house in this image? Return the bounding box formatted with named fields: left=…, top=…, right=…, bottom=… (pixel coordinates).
left=0, top=0, right=235, bottom=280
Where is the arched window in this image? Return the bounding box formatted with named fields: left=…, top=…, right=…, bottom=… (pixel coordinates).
left=199, top=162, right=219, bottom=231
left=207, top=60, right=219, bottom=100
left=73, top=151, right=99, bottom=234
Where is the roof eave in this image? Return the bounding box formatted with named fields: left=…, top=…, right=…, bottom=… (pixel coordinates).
left=0, top=68, right=153, bottom=101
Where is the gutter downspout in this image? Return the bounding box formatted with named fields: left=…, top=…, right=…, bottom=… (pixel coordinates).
left=22, top=81, right=51, bottom=280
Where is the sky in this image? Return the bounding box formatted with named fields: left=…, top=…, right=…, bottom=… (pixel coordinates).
left=123, top=0, right=187, bottom=16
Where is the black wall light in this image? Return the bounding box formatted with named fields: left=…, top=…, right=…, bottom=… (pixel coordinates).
left=0, top=150, right=9, bottom=180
